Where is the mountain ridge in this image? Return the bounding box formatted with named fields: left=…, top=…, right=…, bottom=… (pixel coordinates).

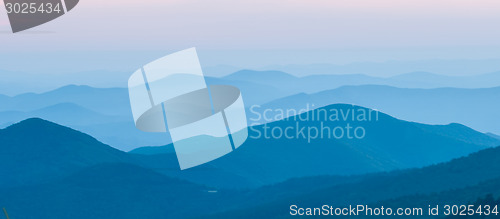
left=3, top=101, right=499, bottom=189
left=256, top=84, right=500, bottom=135
left=130, top=103, right=500, bottom=187
left=202, top=145, right=500, bottom=218
left=1, top=113, right=499, bottom=218
left=0, top=118, right=132, bottom=187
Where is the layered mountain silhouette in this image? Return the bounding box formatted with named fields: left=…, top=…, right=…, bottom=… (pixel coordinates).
left=132, top=104, right=500, bottom=187
left=205, top=76, right=289, bottom=107
left=222, top=69, right=500, bottom=93
left=0, top=103, right=125, bottom=127
left=0, top=82, right=288, bottom=149
left=2, top=69, right=500, bottom=150
left=3, top=104, right=499, bottom=189
left=256, top=85, right=500, bottom=135
left=0, top=118, right=259, bottom=189
left=2, top=70, right=500, bottom=115
left=0, top=85, right=130, bottom=115
left=0, top=86, right=170, bottom=150
left=257, top=60, right=500, bottom=78
left=2, top=60, right=499, bottom=95
left=0, top=114, right=499, bottom=218
left=203, top=145, right=500, bottom=218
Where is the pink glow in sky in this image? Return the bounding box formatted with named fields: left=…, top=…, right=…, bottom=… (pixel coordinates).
left=84, top=0, right=500, bottom=13
left=0, top=0, right=499, bottom=51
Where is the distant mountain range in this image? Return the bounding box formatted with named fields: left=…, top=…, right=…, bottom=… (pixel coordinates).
left=259, top=59, right=500, bottom=77
left=3, top=104, right=499, bottom=189
left=212, top=70, right=500, bottom=137
left=0, top=82, right=287, bottom=150
left=3, top=59, right=499, bottom=95
left=0, top=85, right=130, bottom=115
left=131, top=103, right=500, bottom=187
left=0, top=111, right=499, bottom=218
left=2, top=70, right=500, bottom=113
left=223, top=69, right=500, bottom=94
left=2, top=62, right=500, bottom=218
left=1, top=70, right=499, bottom=151
left=0, top=69, right=129, bottom=96
left=0, top=103, right=125, bottom=126
left=0, top=85, right=170, bottom=150
left=255, top=85, right=500, bottom=135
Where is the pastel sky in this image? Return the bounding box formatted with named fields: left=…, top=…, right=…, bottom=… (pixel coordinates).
left=2, top=0, right=500, bottom=48
left=0, top=0, right=499, bottom=72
